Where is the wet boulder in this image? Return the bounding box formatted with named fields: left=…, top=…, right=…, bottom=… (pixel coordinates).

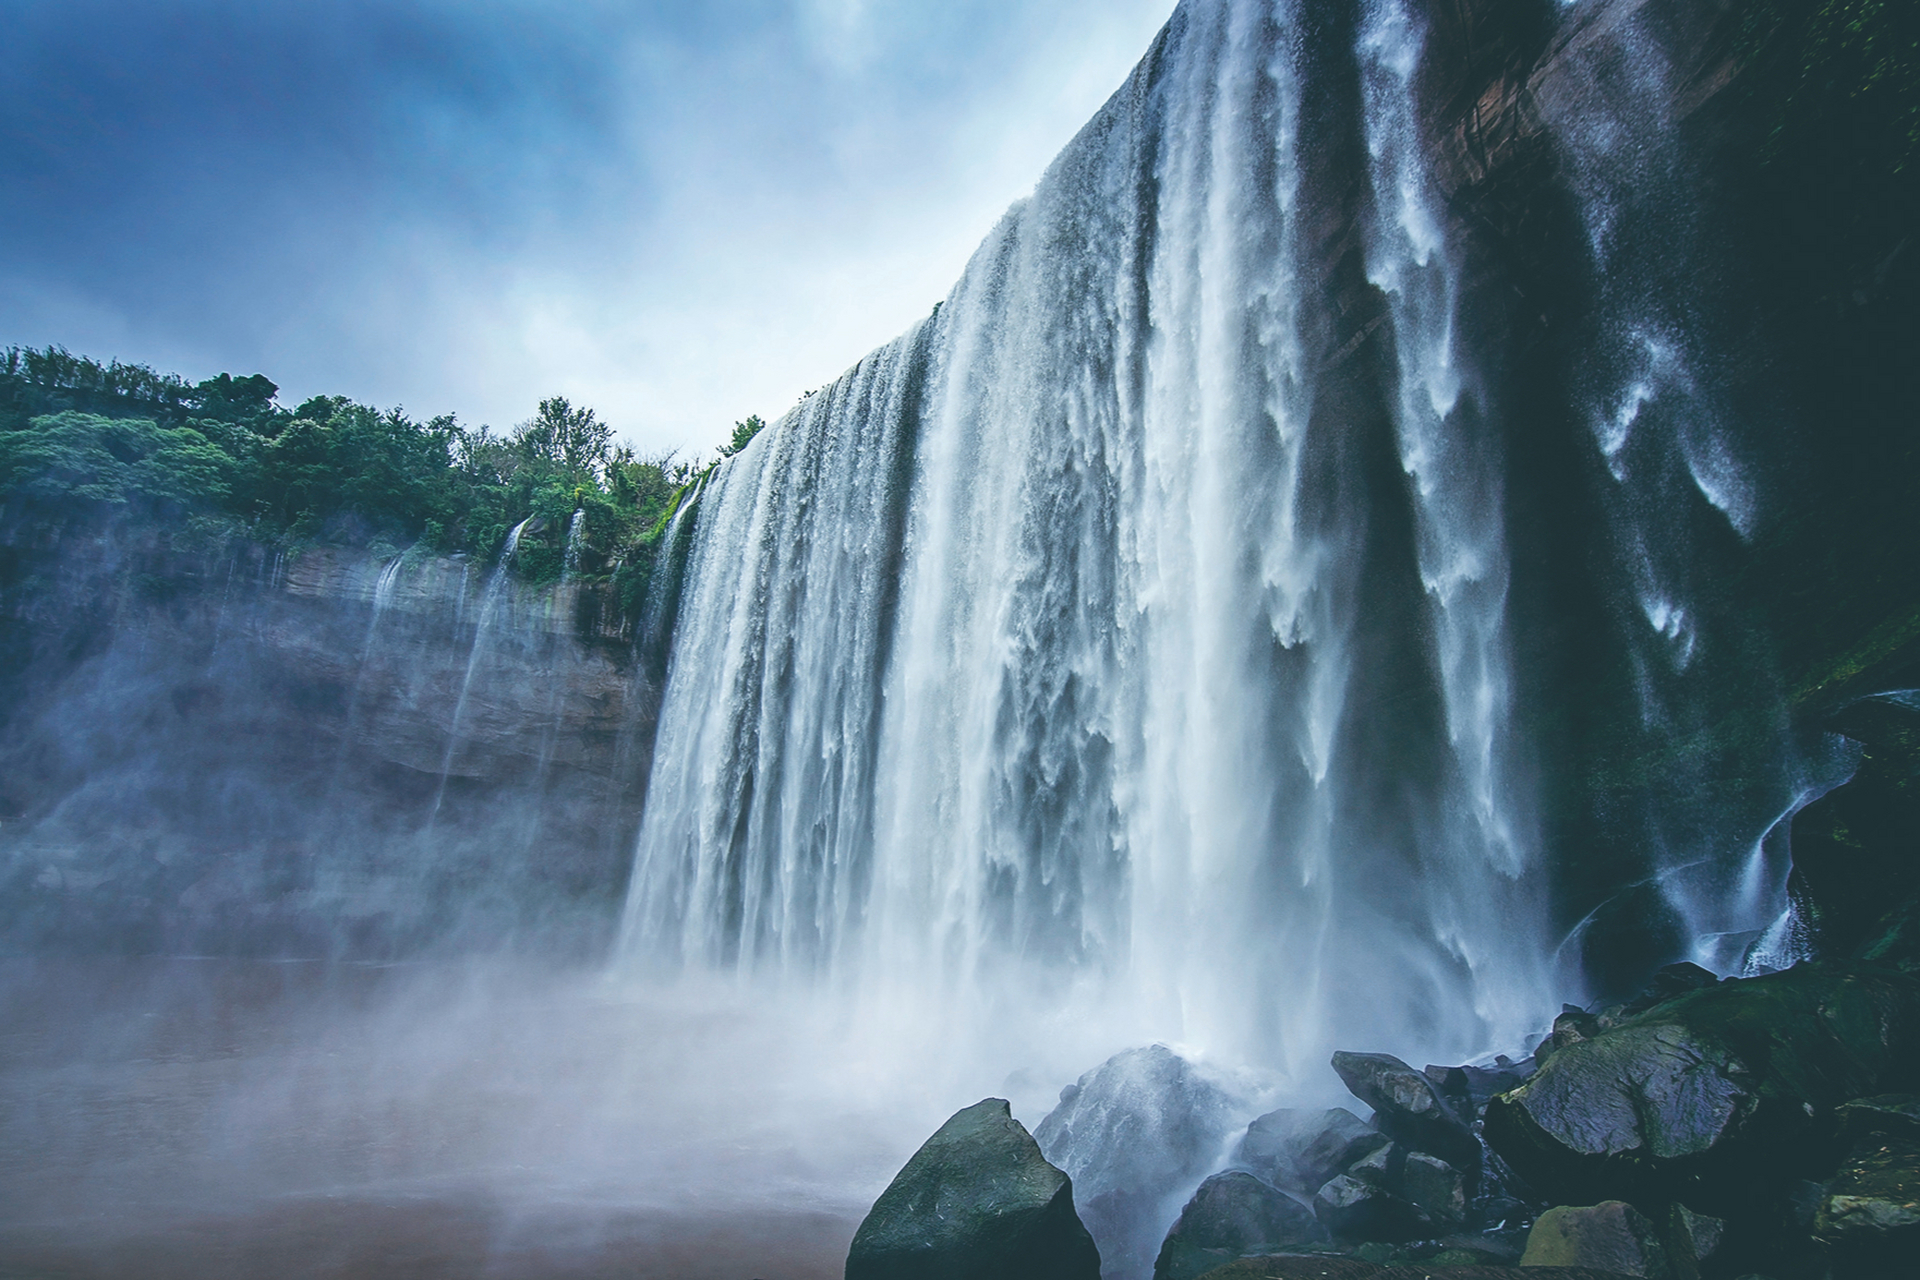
left=1483, top=965, right=1920, bottom=1213
left=1330, top=1051, right=1478, bottom=1168
left=1152, top=1171, right=1327, bottom=1280
left=846, top=1097, right=1100, bottom=1280
left=1789, top=698, right=1920, bottom=960
left=1312, top=1173, right=1431, bottom=1242
left=1837, top=1093, right=1920, bottom=1142
left=1422, top=1057, right=1532, bottom=1118
left=1816, top=1120, right=1920, bottom=1270
left=1663, top=1204, right=1724, bottom=1280
left=1036, top=1045, right=1245, bottom=1280
left=1237, top=1106, right=1388, bottom=1194
left=1401, top=1151, right=1467, bottom=1226
left=1613, top=962, right=1720, bottom=1019
left=1518, top=1201, right=1673, bottom=1279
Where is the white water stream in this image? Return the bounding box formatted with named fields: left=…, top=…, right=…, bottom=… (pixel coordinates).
left=620, top=0, right=1568, bottom=1079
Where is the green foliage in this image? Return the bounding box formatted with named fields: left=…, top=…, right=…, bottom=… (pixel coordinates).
left=0, top=412, right=233, bottom=510
left=0, top=344, right=725, bottom=622
left=717, top=414, right=767, bottom=459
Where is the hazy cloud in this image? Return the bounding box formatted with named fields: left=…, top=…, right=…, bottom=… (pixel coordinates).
left=0, top=0, right=1174, bottom=454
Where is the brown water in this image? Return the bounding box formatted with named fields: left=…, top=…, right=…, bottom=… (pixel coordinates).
left=0, top=958, right=926, bottom=1280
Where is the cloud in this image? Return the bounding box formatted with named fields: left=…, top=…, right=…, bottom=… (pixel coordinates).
left=0, top=0, right=1174, bottom=454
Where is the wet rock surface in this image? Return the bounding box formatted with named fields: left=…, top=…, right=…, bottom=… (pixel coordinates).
left=1815, top=1127, right=1920, bottom=1269
left=1519, top=1202, right=1673, bottom=1278
left=1483, top=965, right=1920, bottom=1213
left=846, top=1098, right=1100, bottom=1280
left=1036, top=1045, right=1245, bottom=1280
left=1329, top=1052, right=1479, bottom=1170
left=0, top=528, right=656, bottom=957
left=1237, top=1108, right=1388, bottom=1196
left=1152, top=1171, right=1326, bottom=1280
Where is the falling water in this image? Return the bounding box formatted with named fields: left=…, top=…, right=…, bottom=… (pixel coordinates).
left=1529, top=0, right=1812, bottom=969
left=428, top=518, right=531, bottom=829
left=1354, top=0, right=1542, bottom=1034
left=620, top=0, right=1570, bottom=1074
left=562, top=509, right=588, bottom=582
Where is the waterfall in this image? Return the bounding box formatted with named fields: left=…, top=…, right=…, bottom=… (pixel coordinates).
left=620, top=0, right=1787, bottom=1073
left=1355, top=0, right=1542, bottom=1038
left=562, top=508, right=587, bottom=582
left=428, top=517, right=531, bottom=829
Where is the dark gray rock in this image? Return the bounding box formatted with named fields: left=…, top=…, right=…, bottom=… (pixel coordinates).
left=1815, top=1130, right=1920, bottom=1261
left=1483, top=965, right=1920, bottom=1213
left=1838, top=1093, right=1920, bottom=1143
left=1330, top=1051, right=1478, bottom=1168
left=1311, top=1173, right=1431, bottom=1242
left=1035, top=1045, right=1244, bottom=1280
left=1237, top=1106, right=1388, bottom=1194
left=1664, top=1203, right=1725, bottom=1280
left=846, top=1097, right=1100, bottom=1280
left=1401, top=1152, right=1466, bottom=1226
left=1536, top=1006, right=1602, bottom=1065
left=1343, top=1139, right=1397, bottom=1191
left=1151, top=1171, right=1327, bottom=1280
left=1518, top=1201, right=1673, bottom=1278
left=1422, top=1059, right=1533, bottom=1119
left=1617, top=962, right=1721, bottom=1019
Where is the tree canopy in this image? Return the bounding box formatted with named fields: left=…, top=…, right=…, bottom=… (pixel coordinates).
left=0, top=345, right=720, bottom=616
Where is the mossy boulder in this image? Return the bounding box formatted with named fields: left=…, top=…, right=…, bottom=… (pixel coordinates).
left=1482, top=964, right=1920, bottom=1214
left=845, top=1098, right=1100, bottom=1280
left=1519, top=1202, right=1672, bottom=1278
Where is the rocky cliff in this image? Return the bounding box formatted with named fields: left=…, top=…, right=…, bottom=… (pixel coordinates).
left=0, top=512, right=660, bottom=956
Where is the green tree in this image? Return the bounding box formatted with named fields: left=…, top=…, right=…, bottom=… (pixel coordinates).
left=0, top=412, right=233, bottom=509
left=514, top=396, right=613, bottom=480
left=717, top=414, right=767, bottom=458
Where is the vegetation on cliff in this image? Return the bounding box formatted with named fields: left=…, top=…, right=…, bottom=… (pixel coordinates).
left=0, top=344, right=744, bottom=620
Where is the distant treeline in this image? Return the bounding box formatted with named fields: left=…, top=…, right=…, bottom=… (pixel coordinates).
left=0, top=345, right=768, bottom=617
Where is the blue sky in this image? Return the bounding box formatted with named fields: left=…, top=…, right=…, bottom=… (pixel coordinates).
left=0, top=0, right=1173, bottom=455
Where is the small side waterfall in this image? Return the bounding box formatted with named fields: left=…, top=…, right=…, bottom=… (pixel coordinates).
left=621, top=0, right=1799, bottom=1073
left=429, top=518, right=531, bottom=828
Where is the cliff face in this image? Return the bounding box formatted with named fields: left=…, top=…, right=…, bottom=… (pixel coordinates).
left=0, top=514, right=659, bottom=957
left=1408, top=0, right=1918, bottom=990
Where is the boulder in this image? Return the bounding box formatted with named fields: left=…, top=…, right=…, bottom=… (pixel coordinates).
left=1330, top=1051, right=1478, bottom=1168
left=1152, top=1171, right=1328, bottom=1280
left=1483, top=965, right=1920, bottom=1213
left=1401, top=1151, right=1467, bottom=1226
left=1518, top=1202, right=1673, bottom=1278
left=845, top=1097, right=1100, bottom=1280
left=1237, top=1106, right=1388, bottom=1194
left=1837, top=1093, right=1920, bottom=1142
left=1344, top=1140, right=1397, bottom=1190
left=1035, top=1045, right=1244, bottom=1280
left=1814, top=1130, right=1920, bottom=1260
left=1536, top=1006, right=1601, bottom=1065
left=1614, top=963, right=1721, bottom=1020
left=1663, top=1203, right=1724, bottom=1280
left=1311, top=1173, right=1431, bottom=1242
left=1422, top=1058, right=1532, bottom=1118
left=1789, top=697, right=1920, bottom=959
